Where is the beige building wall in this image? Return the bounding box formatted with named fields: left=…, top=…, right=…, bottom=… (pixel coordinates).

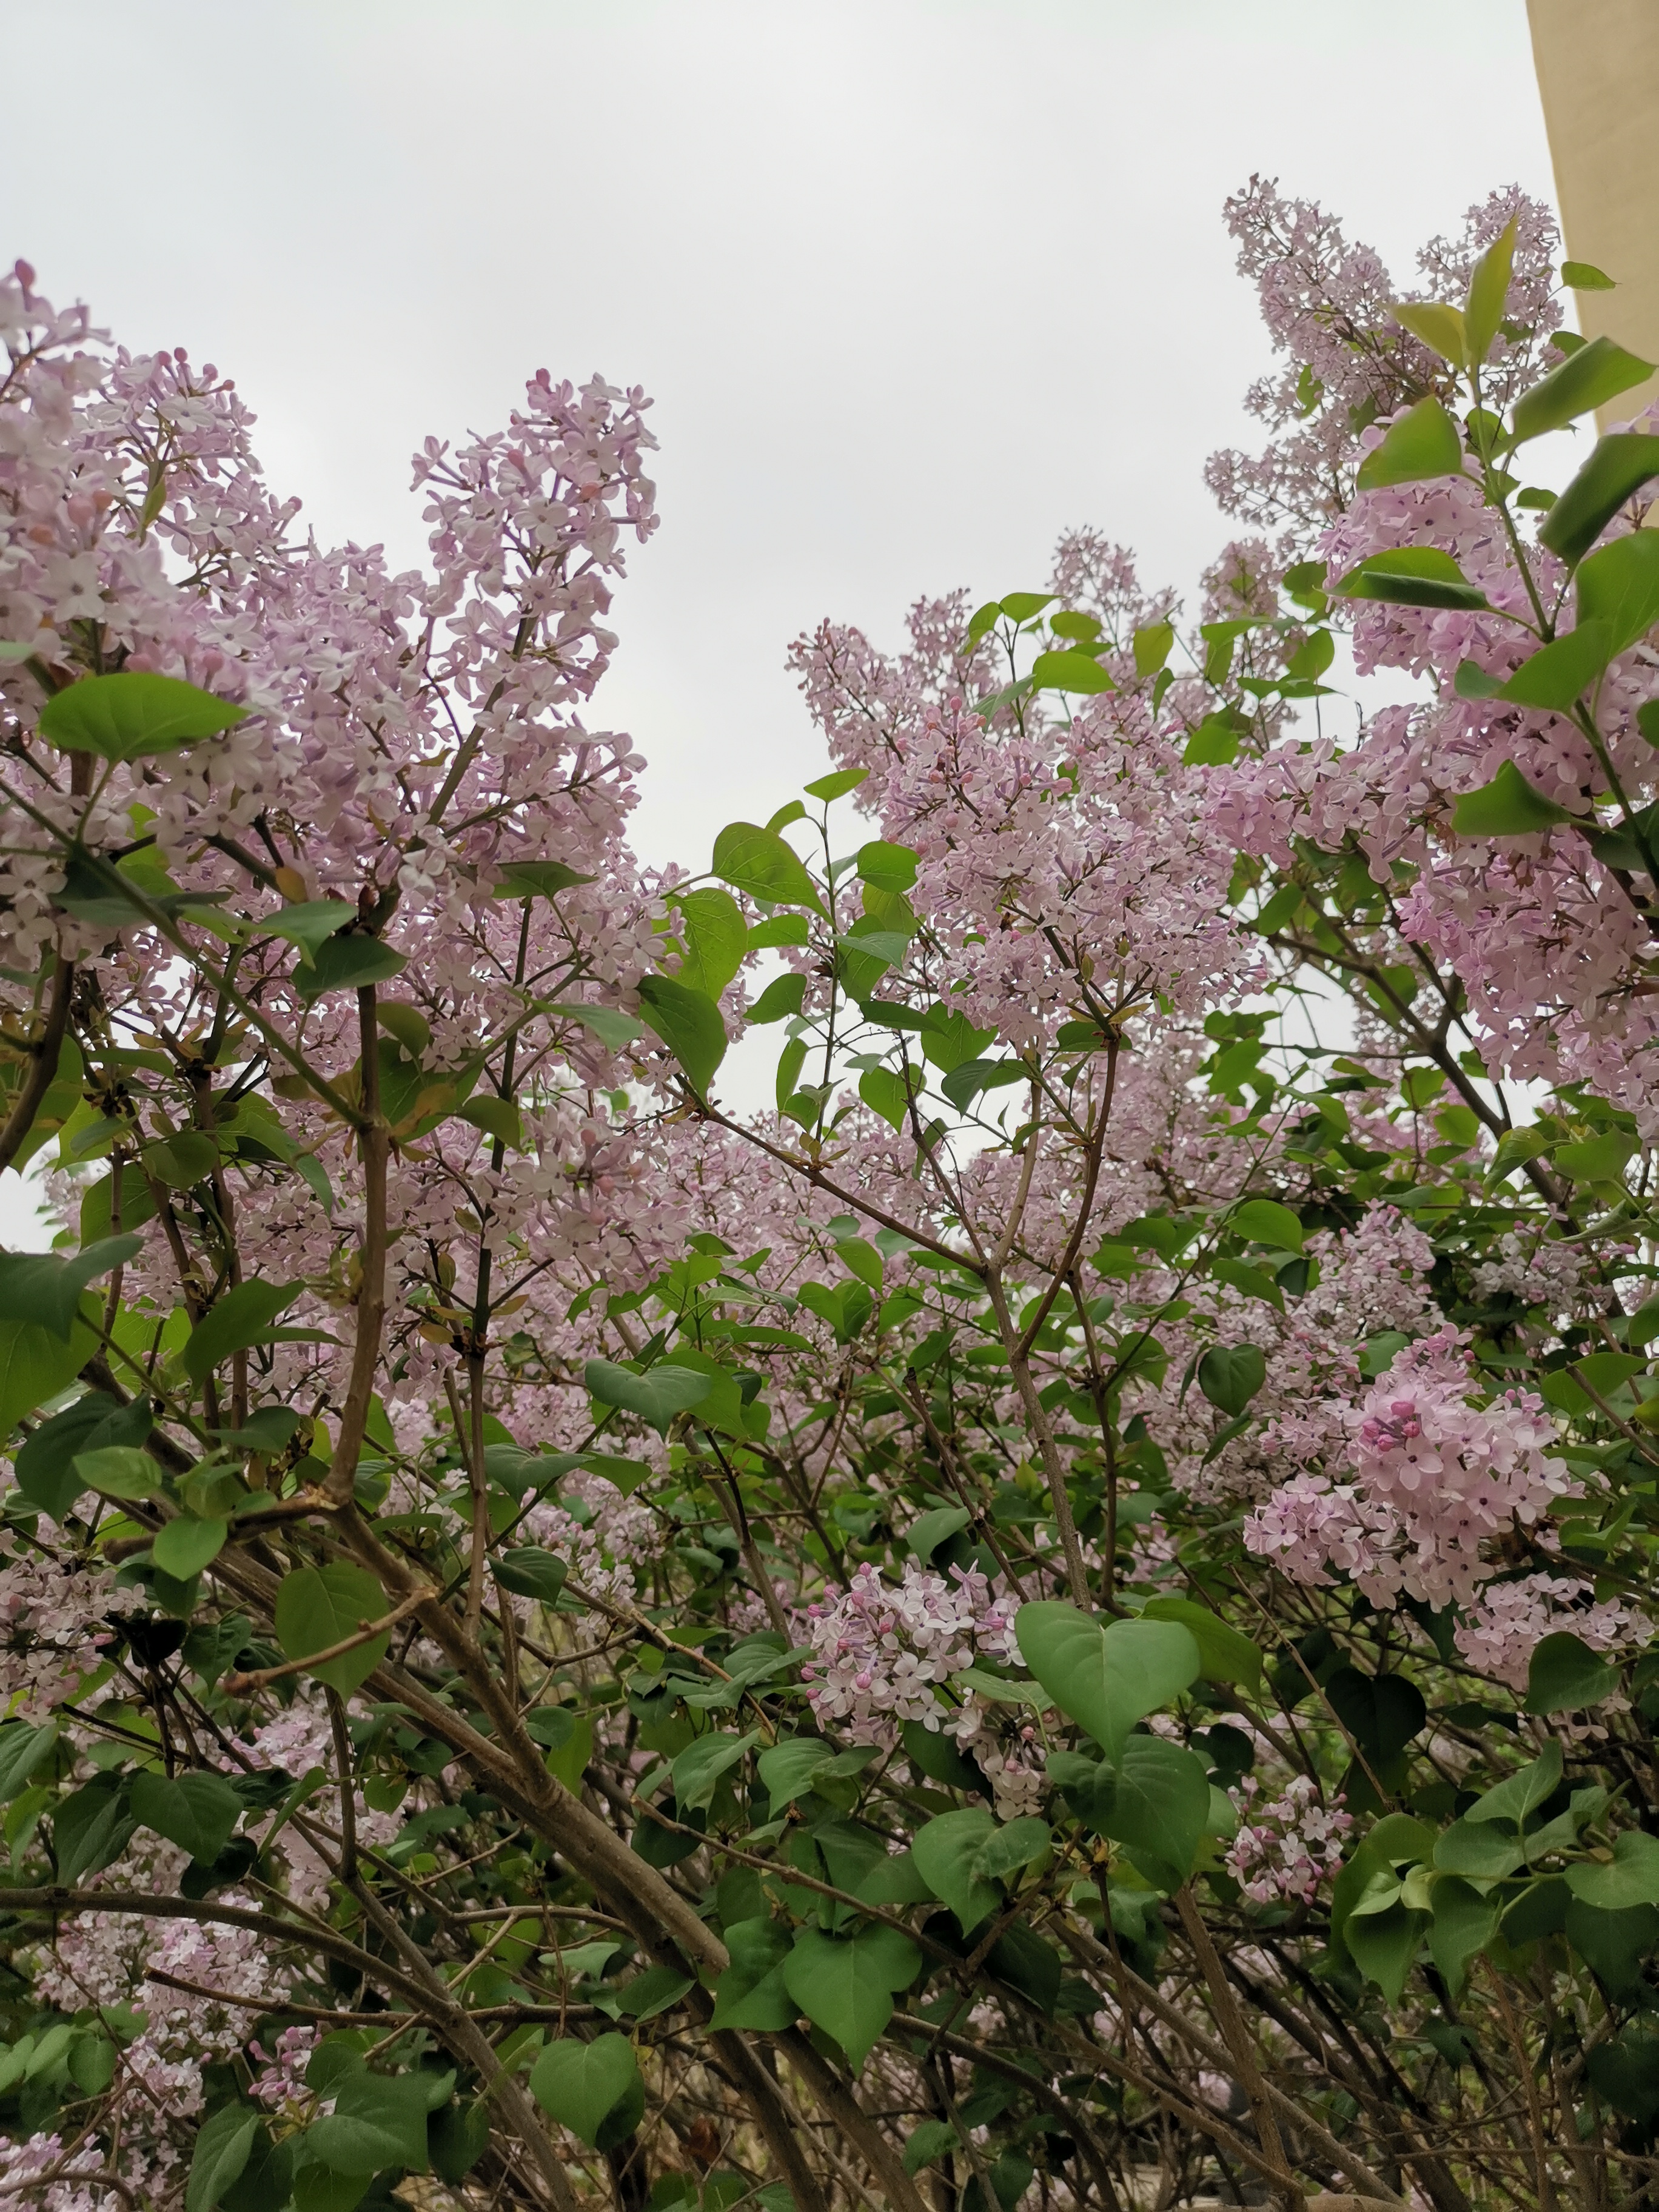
left=1529, top=0, right=1659, bottom=423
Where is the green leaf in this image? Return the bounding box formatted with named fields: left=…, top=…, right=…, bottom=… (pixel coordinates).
left=637, top=974, right=727, bottom=1096
left=1451, top=759, right=1576, bottom=836
left=0, top=1235, right=140, bottom=1343
left=291, top=2156, right=372, bottom=2212
left=903, top=2120, right=960, bottom=2177
left=1526, top=1631, right=1620, bottom=1714
left=1100, top=1736, right=1211, bottom=1888
left=1564, top=260, right=1617, bottom=289
left=1336, top=543, right=1486, bottom=611
left=1355, top=398, right=1464, bottom=491
left=130, top=1769, right=243, bottom=1864
left=757, top=1738, right=834, bottom=1805
left=1183, top=716, right=1242, bottom=767
left=17, top=1389, right=144, bottom=1530
left=1208, top=1257, right=1283, bottom=1312
left=1230, top=1196, right=1304, bottom=1250
left=429, top=2099, right=490, bottom=2186
left=1346, top=1899, right=1426, bottom=2004
left=1567, top=1897, right=1659, bottom=1999
left=1453, top=657, right=1504, bottom=700
left=529, top=2033, right=642, bottom=2148
left=1196, top=1343, right=1266, bottom=1417
left=458, top=1095, right=522, bottom=1150
left=1497, top=620, right=1613, bottom=709
left=1575, top=529, right=1659, bottom=657
left=1512, top=334, right=1656, bottom=444
left=855, top=841, right=919, bottom=895
left=804, top=768, right=868, bottom=802
left=74, top=1444, right=161, bottom=1500
left=914, top=1806, right=1000, bottom=1933
left=746, top=913, right=811, bottom=950
left=1540, top=434, right=1659, bottom=563
left=142, top=1130, right=219, bottom=1190
left=293, top=935, right=407, bottom=1004
left=708, top=1918, right=796, bottom=2031
left=263, top=901, right=357, bottom=965
left=1132, top=621, right=1175, bottom=677
left=999, top=592, right=1054, bottom=622
left=615, top=1961, right=693, bottom=2020
left=273, top=1563, right=389, bottom=1698
left=906, top=1505, right=971, bottom=1564
left=782, top=1923, right=920, bottom=2071
left=1016, top=1601, right=1200, bottom=1764
left=492, top=859, right=596, bottom=899
left=968, top=1815, right=1051, bottom=1884
left=1140, top=1598, right=1262, bottom=1691
left=545, top=1000, right=643, bottom=1053
left=748, top=972, right=806, bottom=1025
left=940, top=1057, right=1026, bottom=1112
left=585, top=1358, right=711, bottom=1433
left=1030, top=648, right=1114, bottom=695
left=309, top=2067, right=452, bottom=2174
left=1433, top=1818, right=1525, bottom=1880
left=184, top=1280, right=301, bottom=1384
left=39, top=672, right=249, bottom=762
left=1466, top=1740, right=1563, bottom=1826
left=0, top=1312, right=99, bottom=1438
left=1589, top=2023, right=1659, bottom=2123
left=152, top=1513, right=229, bottom=1579
left=493, top=1549, right=569, bottom=1604
left=53, top=1778, right=136, bottom=1886
left=839, top=930, right=909, bottom=970
left=1553, top=1133, right=1635, bottom=1182
left=920, top=1005, right=997, bottom=1073
left=187, top=2105, right=261, bottom=2212
left=1326, top=1667, right=1427, bottom=1762
left=712, top=822, right=823, bottom=913
left=1465, top=216, right=1518, bottom=366
left=858, top=1065, right=916, bottom=1131
left=1390, top=300, right=1467, bottom=369
left=1566, top=1828, right=1659, bottom=1910
left=670, top=1729, right=758, bottom=1812
left=669, top=886, right=748, bottom=996
left=0, top=1722, right=53, bottom=1803
left=1429, top=1875, right=1498, bottom=1999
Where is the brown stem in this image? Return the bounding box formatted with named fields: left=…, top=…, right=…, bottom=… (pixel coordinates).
left=1175, top=1886, right=1299, bottom=2211
left=325, top=984, right=389, bottom=1506
left=1063, top=1920, right=1403, bottom=2204
left=220, top=1586, right=430, bottom=1693
left=347, top=1872, right=580, bottom=2212
left=326, top=1687, right=358, bottom=1887
left=0, top=952, right=72, bottom=1176
left=982, top=1267, right=1090, bottom=1605
left=777, top=2029, right=931, bottom=2212
left=709, top=2030, right=831, bottom=2212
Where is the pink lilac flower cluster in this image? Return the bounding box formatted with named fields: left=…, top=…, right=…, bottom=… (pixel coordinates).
left=241, top=1696, right=400, bottom=1911
left=1453, top=1570, right=1642, bottom=1693
left=1245, top=1328, right=1570, bottom=1609
left=799, top=1560, right=1019, bottom=1743
left=519, top=1468, right=655, bottom=1609
left=0, top=1538, right=142, bottom=1717
left=0, top=2128, right=117, bottom=2212
left=36, top=1839, right=264, bottom=2116
left=949, top=1698, right=1048, bottom=1821
left=249, top=2023, right=320, bottom=2110
left=1225, top=1774, right=1354, bottom=1905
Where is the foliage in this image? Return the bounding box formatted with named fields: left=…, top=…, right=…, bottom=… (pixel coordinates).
left=0, top=179, right=1657, bottom=2212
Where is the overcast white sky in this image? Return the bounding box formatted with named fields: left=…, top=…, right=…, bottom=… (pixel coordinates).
left=11, top=0, right=1557, bottom=865
left=1, top=2, right=1558, bottom=1238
